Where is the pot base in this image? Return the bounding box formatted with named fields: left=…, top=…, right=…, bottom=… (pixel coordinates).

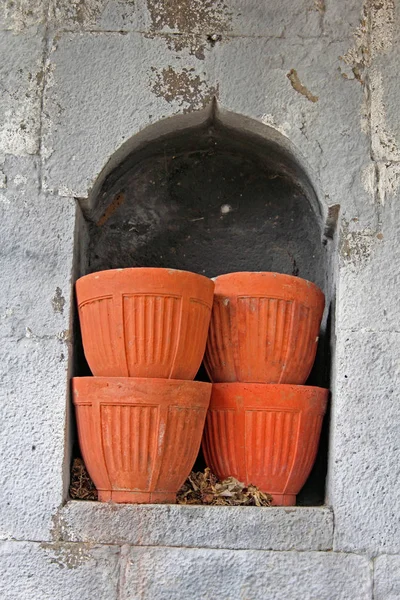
left=270, top=493, right=296, bottom=506
left=98, top=490, right=177, bottom=504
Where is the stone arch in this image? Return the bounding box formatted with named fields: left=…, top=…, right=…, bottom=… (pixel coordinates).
left=83, top=102, right=328, bottom=226
left=78, top=102, right=335, bottom=291
left=75, top=102, right=337, bottom=504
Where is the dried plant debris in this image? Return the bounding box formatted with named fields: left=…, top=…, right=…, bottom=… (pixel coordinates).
left=69, top=458, right=98, bottom=501
left=70, top=460, right=271, bottom=506
left=177, top=468, right=272, bottom=507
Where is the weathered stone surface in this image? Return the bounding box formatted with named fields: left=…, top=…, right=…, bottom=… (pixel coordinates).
left=140, top=0, right=234, bottom=39
left=42, top=10, right=372, bottom=223
left=0, top=339, right=70, bottom=541
left=340, top=2, right=400, bottom=206
left=0, top=157, right=77, bottom=340
left=368, top=0, right=400, bottom=163
left=139, top=0, right=363, bottom=41
left=323, top=0, right=364, bottom=39
left=140, top=0, right=321, bottom=39
left=2, top=1, right=400, bottom=596
left=329, top=330, right=400, bottom=555
left=227, top=0, right=322, bottom=38
left=0, top=27, right=44, bottom=155
left=0, top=541, right=120, bottom=600
left=42, top=31, right=216, bottom=197
left=328, top=3, right=400, bottom=557
left=374, top=554, right=400, bottom=600
left=60, top=502, right=333, bottom=551
left=214, top=35, right=372, bottom=223
left=0, top=0, right=46, bottom=32
left=336, top=204, right=400, bottom=331
left=37, top=0, right=364, bottom=42
left=48, top=0, right=143, bottom=32
left=121, top=547, right=372, bottom=600
left=0, top=158, right=78, bottom=541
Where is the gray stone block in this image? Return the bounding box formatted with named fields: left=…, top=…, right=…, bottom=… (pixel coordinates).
left=0, top=28, right=44, bottom=155
left=0, top=541, right=120, bottom=600
left=42, top=31, right=217, bottom=197
left=59, top=502, right=333, bottom=551
left=120, top=547, right=372, bottom=600
left=329, top=330, right=400, bottom=555
left=337, top=162, right=400, bottom=326
left=0, top=156, right=77, bottom=341
left=214, top=35, right=372, bottom=222
left=0, top=339, right=70, bottom=541
left=374, top=554, right=400, bottom=600
left=336, top=205, right=400, bottom=332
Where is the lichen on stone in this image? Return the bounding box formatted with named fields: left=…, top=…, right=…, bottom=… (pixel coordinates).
left=51, top=287, right=65, bottom=314
left=340, top=219, right=382, bottom=265
left=150, top=66, right=218, bottom=112
left=40, top=541, right=94, bottom=570
left=145, top=0, right=232, bottom=58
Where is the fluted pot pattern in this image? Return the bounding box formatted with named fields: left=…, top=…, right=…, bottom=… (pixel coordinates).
left=204, top=272, right=325, bottom=384
left=76, top=268, right=214, bottom=379
left=202, top=383, right=328, bottom=506
left=73, top=377, right=211, bottom=503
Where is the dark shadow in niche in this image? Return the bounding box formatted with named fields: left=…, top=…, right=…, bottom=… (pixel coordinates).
left=297, top=303, right=333, bottom=505
left=87, top=125, right=326, bottom=288
left=88, top=150, right=325, bottom=288
left=73, top=106, right=337, bottom=506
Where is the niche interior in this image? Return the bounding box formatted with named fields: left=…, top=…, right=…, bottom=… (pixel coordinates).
left=72, top=104, right=336, bottom=506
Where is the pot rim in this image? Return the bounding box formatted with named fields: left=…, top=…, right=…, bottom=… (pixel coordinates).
left=72, top=377, right=212, bottom=408
left=211, top=382, right=328, bottom=393
left=72, top=376, right=212, bottom=389
left=211, top=271, right=323, bottom=297
left=209, top=382, right=329, bottom=415
left=76, top=267, right=213, bottom=286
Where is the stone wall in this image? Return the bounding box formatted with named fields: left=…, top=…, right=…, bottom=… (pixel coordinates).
left=1, top=1, right=400, bottom=598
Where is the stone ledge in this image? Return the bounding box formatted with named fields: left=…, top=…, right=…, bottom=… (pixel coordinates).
left=59, top=501, right=333, bottom=551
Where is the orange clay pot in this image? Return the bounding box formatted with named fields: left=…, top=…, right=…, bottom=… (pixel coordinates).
left=73, top=377, right=211, bottom=503
left=204, top=272, right=325, bottom=384
left=76, top=268, right=214, bottom=379
left=202, top=383, right=328, bottom=506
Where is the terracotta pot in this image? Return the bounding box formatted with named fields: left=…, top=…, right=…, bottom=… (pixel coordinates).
left=76, top=268, right=214, bottom=379
left=73, top=377, right=211, bottom=503
left=202, top=383, right=328, bottom=506
left=204, top=272, right=324, bottom=384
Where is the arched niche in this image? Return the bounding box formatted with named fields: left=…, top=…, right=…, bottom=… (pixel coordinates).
left=75, top=102, right=338, bottom=505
